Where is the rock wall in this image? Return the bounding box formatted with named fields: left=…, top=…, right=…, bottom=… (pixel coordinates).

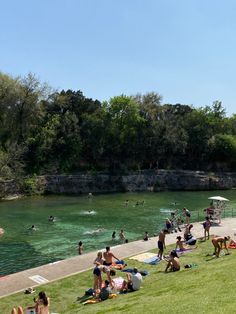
left=1, top=170, right=236, bottom=199
left=37, top=170, right=236, bottom=195
left=0, top=179, right=21, bottom=198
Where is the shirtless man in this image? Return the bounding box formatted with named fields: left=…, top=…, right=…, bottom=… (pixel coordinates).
left=212, top=236, right=230, bottom=257
left=103, top=246, right=119, bottom=266
left=157, top=229, right=168, bottom=260
left=165, top=251, right=180, bottom=272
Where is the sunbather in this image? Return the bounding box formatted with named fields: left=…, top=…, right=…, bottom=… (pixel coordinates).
left=176, top=236, right=187, bottom=251
left=165, top=251, right=180, bottom=272
left=11, top=291, right=49, bottom=314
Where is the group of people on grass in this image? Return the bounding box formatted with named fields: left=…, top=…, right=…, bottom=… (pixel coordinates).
left=157, top=207, right=233, bottom=273
left=92, top=246, right=143, bottom=301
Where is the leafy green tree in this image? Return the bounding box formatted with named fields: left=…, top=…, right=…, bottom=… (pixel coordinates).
left=208, top=134, right=236, bottom=170
left=102, top=95, right=145, bottom=170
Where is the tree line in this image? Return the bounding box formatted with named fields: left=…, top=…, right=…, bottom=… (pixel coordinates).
left=0, top=72, right=236, bottom=180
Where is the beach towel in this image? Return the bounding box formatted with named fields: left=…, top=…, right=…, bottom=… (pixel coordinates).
left=129, top=252, right=156, bottom=262
left=143, top=256, right=161, bottom=265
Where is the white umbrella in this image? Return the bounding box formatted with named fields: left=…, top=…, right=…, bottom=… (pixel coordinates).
left=208, top=196, right=229, bottom=201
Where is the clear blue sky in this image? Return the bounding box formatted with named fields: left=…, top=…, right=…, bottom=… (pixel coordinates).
left=1, top=0, right=236, bottom=116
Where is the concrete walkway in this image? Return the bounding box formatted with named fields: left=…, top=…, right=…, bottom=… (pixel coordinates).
left=0, top=218, right=235, bottom=298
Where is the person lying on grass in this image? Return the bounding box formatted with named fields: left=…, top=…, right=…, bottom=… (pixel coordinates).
left=211, top=236, right=230, bottom=257
left=165, top=251, right=180, bottom=272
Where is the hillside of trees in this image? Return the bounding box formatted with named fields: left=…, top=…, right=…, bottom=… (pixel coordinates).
left=1, top=72, right=236, bottom=181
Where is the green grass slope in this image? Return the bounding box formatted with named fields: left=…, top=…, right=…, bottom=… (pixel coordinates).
left=1, top=239, right=235, bottom=314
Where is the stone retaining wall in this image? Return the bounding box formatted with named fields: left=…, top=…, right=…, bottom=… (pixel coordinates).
left=37, top=170, right=236, bottom=194
left=1, top=170, right=236, bottom=198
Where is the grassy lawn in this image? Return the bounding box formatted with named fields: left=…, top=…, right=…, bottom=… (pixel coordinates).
left=1, top=238, right=235, bottom=314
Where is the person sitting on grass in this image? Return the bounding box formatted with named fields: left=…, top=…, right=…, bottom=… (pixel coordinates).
left=176, top=236, right=187, bottom=251
left=211, top=236, right=230, bottom=257
left=96, top=280, right=112, bottom=301
left=121, top=267, right=142, bottom=292
left=12, top=291, right=50, bottom=314
left=165, top=251, right=180, bottom=272
left=176, top=236, right=197, bottom=251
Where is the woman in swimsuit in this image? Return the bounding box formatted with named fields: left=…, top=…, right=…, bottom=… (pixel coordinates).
left=211, top=236, right=230, bottom=257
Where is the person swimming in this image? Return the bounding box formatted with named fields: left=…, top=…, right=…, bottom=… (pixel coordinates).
left=29, top=225, right=36, bottom=231
left=48, top=215, right=55, bottom=222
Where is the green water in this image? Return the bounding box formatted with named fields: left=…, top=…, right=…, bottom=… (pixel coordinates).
left=0, top=190, right=235, bottom=275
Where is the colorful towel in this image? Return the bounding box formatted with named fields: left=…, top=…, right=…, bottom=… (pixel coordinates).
left=129, top=252, right=157, bottom=262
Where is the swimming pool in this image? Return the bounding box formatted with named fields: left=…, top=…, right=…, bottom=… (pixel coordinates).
left=0, top=190, right=235, bottom=275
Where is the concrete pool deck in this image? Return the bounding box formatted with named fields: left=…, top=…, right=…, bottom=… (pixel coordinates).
left=0, top=217, right=236, bottom=298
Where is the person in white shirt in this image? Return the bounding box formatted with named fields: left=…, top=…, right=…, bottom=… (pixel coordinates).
left=121, top=267, right=142, bottom=292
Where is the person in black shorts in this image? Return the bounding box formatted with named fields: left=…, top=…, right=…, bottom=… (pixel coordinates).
left=157, top=229, right=168, bottom=260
